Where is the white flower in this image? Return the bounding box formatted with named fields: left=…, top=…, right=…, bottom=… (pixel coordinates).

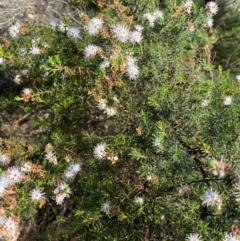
left=236, top=75, right=240, bottom=81
left=129, top=30, right=143, bottom=44
left=0, top=57, right=4, bottom=65
left=68, top=26, right=80, bottom=39
left=201, top=99, right=210, bottom=107
left=143, top=13, right=155, bottom=27
left=45, top=151, right=57, bottom=165
left=8, top=22, right=21, bottom=37
left=223, top=233, right=239, bottom=241
left=13, top=75, right=21, bottom=84
left=29, top=188, right=45, bottom=202
left=0, top=153, right=11, bottom=166
left=64, top=163, right=81, bottom=180
left=126, top=56, right=137, bottom=66
left=57, top=21, right=68, bottom=32
left=223, top=96, right=232, bottom=106
left=153, top=10, right=164, bottom=20
left=205, top=1, right=218, bottom=15
left=20, top=69, right=29, bottom=76
left=21, top=162, right=32, bottom=172
left=22, top=88, right=31, bottom=95
left=143, top=10, right=164, bottom=27
left=153, top=137, right=161, bottom=147
left=134, top=25, right=144, bottom=32
left=183, top=0, right=193, bottom=14
left=102, top=201, right=111, bottom=213
left=93, top=143, right=106, bottom=160
left=186, top=233, right=201, bottom=241
left=206, top=17, right=214, bottom=28
left=55, top=193, right=66, bottom=205
left=0, top=174, right=12, bottom=197
left=201, top=188, right=222, bottom=207
left=60, top=72, right=67, bottom=80
left=53, top=182, right=71, bottom=205
left=84, top=44, right=101, bottom=59
left=104, top=107, right=116, bottom=117
left=126, top=64, right=139, bottom=80
left=111, top=24, right=130, bottom=43
left=100, top=59, right=110, bottom=69
left=134, top=196, right=144, bottom=205
left=6, top=167, right=25, bottom=183
left=86, top=17, right=104, bottom=36
left=97, top=98, right=108, bottom=110
left=29, top=46, right=41, bottom=55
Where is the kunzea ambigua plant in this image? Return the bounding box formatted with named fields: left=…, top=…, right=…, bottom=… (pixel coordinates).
left=0, top=0, right=240, bottom=240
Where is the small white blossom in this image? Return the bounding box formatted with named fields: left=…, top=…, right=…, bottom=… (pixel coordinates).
left=201, top=99, right=210, bottom=107
left=206, top=17, right=214, bottom=28
left=20, top=69, right=29, bottom=76
left=205, top=1, right=218, bottom=15
left=183, top=0, right=193, bottom=14
left=104, top=107, right=116, bottom=117
left=22, top=88, right=31, bottom=95
left=57, top=21, right=68, bottom=32
left=86, top=17, right=104, bottom=36
left=111, top=24, right=130, bottom=43
left=68, top=26, right=80, bottom=39
left=97, top=98, right=108, bottom=111
left=44, top=151, right=57, bottom=165
left=134, top=25, right=144, bottom=32
left=223, top=96, right=232, bottom=106
left=201, top=188, right=222, bottom=208
left=13, top=75, right=21, bottom=84
left=129, top=30, right=143, bottom=44
left=53, top=182, right=71, bottom=205
left=153, top=10, right=164, bottom=20
left=223, top=233, right=239, bottom=241
left=6, top=167, right=25, bottom=183
left=101, top=201, right=111, bottom=213
left=236, top=75, right=240, bottom=81
left=143, top=10, right=164, bottom=27
left=186, top=233, right=201, bottom=241
left=29, top=46, right=41, bottom=55
left=134, top=196, right=144, bottom=205
left=84, top=44, right=101, bottom=59
left=126, top=64, right=139, bottom=80
left=0, top=153, right=11, bottom=166
left=64, top=163, right=81, bottom=180
left=8, top=22, right=21, bottom=37
left=29, top=188, right=45, bottom=203
left=0, top=57, right=4, bottom=65
left=100, top=59, right=110, bottom=69
left=93, top=143, right=106, bottom=160
left=153, top=137, right=161, bottom=147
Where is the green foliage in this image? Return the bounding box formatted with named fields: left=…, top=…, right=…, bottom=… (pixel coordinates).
left=0, top=0, right=240, bottom=241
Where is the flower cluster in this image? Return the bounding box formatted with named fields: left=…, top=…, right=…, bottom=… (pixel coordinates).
left=0, top=215, right=20, bottom=241
left=125, top=55, right=139, bottom=80
left=201, top=188, right=222, bottom=209
left=86, top=17, right=104, bottom=36
left=8, top=22, right=21, bottom=38
left=44, top=143, right=57, bottom=165
left=53, top=182, right=71, bottom=205
left=143, top=10, right=164, bottom=27
left=0, top=152, right=11, bottom=166
left=205, top=1, right=218, bottom=15
left=182, top=0, right=193, bottom=14
left=96, top=98, right=117, bottom=117
left=64, top=162, right=81, bottom=180
left=84, top=44, right=101, bottom=59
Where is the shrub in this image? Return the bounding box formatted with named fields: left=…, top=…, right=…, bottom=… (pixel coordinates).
left=0, top=1, right=240, bottom=240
